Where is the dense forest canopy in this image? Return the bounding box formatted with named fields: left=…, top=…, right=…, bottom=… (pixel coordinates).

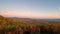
left=0, top=15, right=60, bottom=34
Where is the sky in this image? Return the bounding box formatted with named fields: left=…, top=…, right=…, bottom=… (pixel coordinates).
left=0, top=0, right=60, bottom=18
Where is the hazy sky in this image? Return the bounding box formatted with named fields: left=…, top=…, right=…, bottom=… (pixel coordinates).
left=0, top=0, right=60, bottom=18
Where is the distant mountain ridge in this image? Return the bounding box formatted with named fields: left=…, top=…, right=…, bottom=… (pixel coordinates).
left=6, top=17, right=60, bottom=24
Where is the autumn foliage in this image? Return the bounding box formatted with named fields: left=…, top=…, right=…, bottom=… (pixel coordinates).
left=0, top=15, right=60, bottom=34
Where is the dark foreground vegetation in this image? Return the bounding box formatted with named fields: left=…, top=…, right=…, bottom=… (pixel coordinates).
left=0, top=15, right=60, bottom=34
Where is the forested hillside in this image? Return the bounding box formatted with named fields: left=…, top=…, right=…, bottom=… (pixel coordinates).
left=0, top=15, right=60, bottom=34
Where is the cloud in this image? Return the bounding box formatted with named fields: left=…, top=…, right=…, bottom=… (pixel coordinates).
left=58, top=7, right=60, bottom=11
